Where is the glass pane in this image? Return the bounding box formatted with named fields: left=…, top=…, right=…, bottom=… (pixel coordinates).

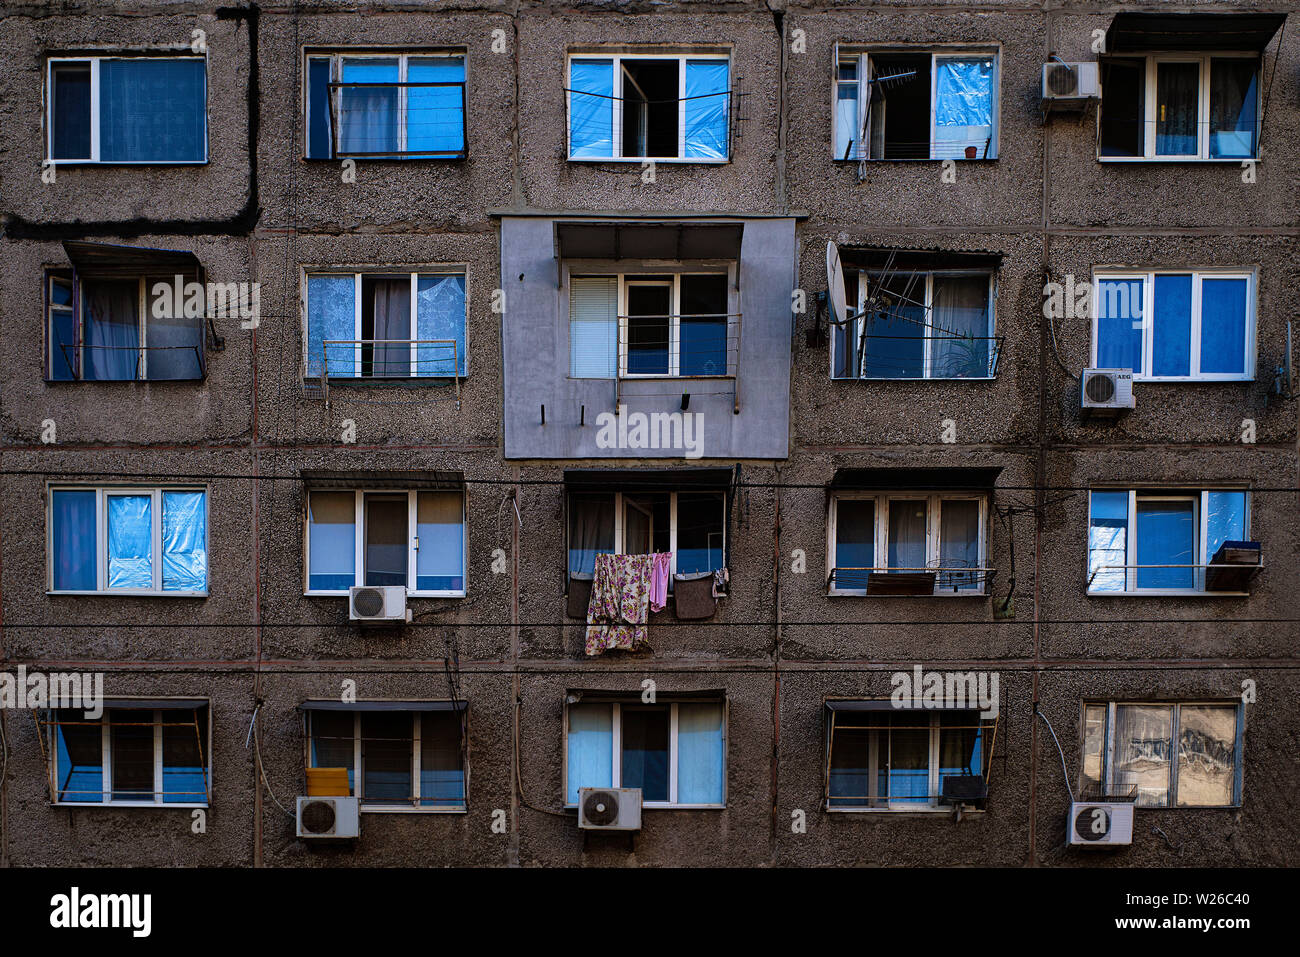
left=161, top=707, right=207, bottom=803
left=938, top=499, right=980, bottom=589
left=416, top=491, right=464, bottom=592
left=834, top=498, right=874, bottom=591
left=567, top=703, right=612, bottom=804
left=100, top=59, right=206, bottom=162
left=887, top=499, right=928, bottom=571
left=626, top=284, right=671, bottom=375
left=340, top=58, right=399, bottom=155
left=887, top=713, right=931, bottom=807
left=308, top=491, right=356, bottom=591
left=408, top=57, right=465, bottom=156
left=144, top=279, right=204, bottom=380
left=419, top=711, right=465, bottom=808
left=361, top=712, right=412, bottom=804
left=1153, top=274, right=1193, bottom=377
left=310, top=711, right=356, bottom=795
left=161, top=491, right=207, bottom=592
left=620, top=706, right=669, bottom=802
left=568, top=493, right=615, bottom=576
left=52, top=489, right=97, bottom=591
left=930, top=276, right=990, bottom=378
left=677, top=703, right=724, bottom=804
left=1176, top=705, right=1237, bottom=806
left=1155, top=61, right=1199, bottom=155
left=56, top=709, right=103, bottom=803
left=938, top=712, right=982, bottom=796
left=679, top=275, right=729, bottom=376
left=1205, top=491, right=1247, bottom=562
left=1099, top=58, right=1144, bottom=157
left=51, top=63, right=91, bottom=160
left=1088, top=491, right=1129, bottom=592
left=1081, top=704, right=1106, bottom=794
left=364, top=493, right=408, bottom=587
left=675, top=492, right=724, bottom=575
left=683, top=59, right=729, bottom=159
left=1095, top=278, right=1144, bottom=373
left=1209, top=59, right=1257, bottom=159
left=1113, top=704, right=1172, bottom=806
left=416, top=274, right=466, bottom=377
left=49, top=280, right=78, bottom=381
left=110, top=710, right=155, bottom=801
left=82, top=279, right=140, bottom=381
left=1199, top=278, right=1248, bottom=375
left=306, top=57, right=333, bottom=159
left=107, top=494, right=153, bottom=589
left=862, top=274, right=925, bottom=378
left=835, top=77, right=860, bottom=160
left=366, top=278, right=411, bottom=377
left=570, top=277, right=618, bottom=379
left=932, top=57, right=995, bottom=160
left=306, top=275, right=356, bottom=378
left=828, top=725, right=876, bottom=809
left=1135, top=498, right=1196, bottom=589
left=569, top=59, right=615, bottom=158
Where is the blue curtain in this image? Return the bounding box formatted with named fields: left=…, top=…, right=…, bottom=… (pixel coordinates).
left=83, top=280, right=139, bottom=381
left=416, top=491, right=464, bottom=592
left=408, top=57, right=465, bottom=155
left=1209, top=59, right=1257, bottom=158
left=684, top=60, right=729, bottom=159
left=888, top=717, right=931, bottom=805
left=566, top=703, right=612, bottom=804
left=569, top=60, right=614, bottom=158
left=107, top=495, right=152, bottom=589
left=53, top=490, right=97, bottom=591
left=677, top=703, right=724, bottom=804
left=161, top=491, right=207, bottom=592
left=340, top=59, right=399, bottom=155
left=308, top=491, right=356, bottom=591
left=1096, top=278, right=1144, bottom=373
left=1153, top=274, right=1192, bottom=377
left=306, top=58, right=333, bottom=159
left=1088, top=491, right=1129, bottom=592
left=307, top=275, right=356, bottom=377
left=1200, top=278, right=1248, bottom=375
left=1206, top=491, right=1247, bottom=560
left=1136, top=499, right=1195, bottom=589
left=416, top=275, right=466, bottom=376
left=934, top=58, right=994, bottom=159
left=100, top=59, right=206, bottom=162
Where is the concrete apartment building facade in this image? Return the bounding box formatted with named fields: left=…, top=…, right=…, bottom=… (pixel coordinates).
left=0, top=1, right=1296, bottom=868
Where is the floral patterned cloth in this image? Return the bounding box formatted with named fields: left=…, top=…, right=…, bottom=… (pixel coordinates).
left=585, top=553, right=653, bottom=655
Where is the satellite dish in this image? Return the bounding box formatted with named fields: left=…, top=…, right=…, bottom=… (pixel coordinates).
left=826, top=240, right=850, bottom=325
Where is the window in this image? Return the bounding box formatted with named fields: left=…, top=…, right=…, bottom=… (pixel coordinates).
left=569, top=273, right=734, bottom=379
left=307, top=707, right=466, bottom=811
left=305, top=51, right=466, bottom=160
left=304, top=272, right=466, bottom=378
left=1093, top=271, right=1254, bottom=380
left=1087, top=489, right=1249, bottom=594
left=833, top=270, right=996, bottom=379
left=45, top=271, right=206, bottom=381
left=565, top=699, right=725, bottom=807
left=826, top=705, right=987, bottom=810
left=1081, top=702, right=1242, bottom=807
left=828, top=492, right=987, bottom=594
left=49, top=487, right=208, bottom=595
left=1099, top=54, right=1259, bottom=160
left=567, top=490, right=725, bottom=580
left=51, top=703, right=211, bottom=806
left=47, top=57, right=207, bottom=163
left=568, top=53, right=730, bottom=161
left=305, top=488, right=466, bottom=596
left=835, top=50, right=997, bottom=161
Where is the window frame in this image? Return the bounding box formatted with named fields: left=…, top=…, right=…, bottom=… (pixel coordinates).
left=1097, top=52, right=1261, bottom=162
left=45, top=55, right=209, bottom=165
left=827, top=491, right=989, bottom=596
left=565, top=489, right=728, bottom=581
left=46, top=485, right=209, bottom=597
left=1091, top=269, right=1256, bottom=381
left=832, top=46, right=1000, bottom=162
left=562, top=699, right=728, bottom=809
left=303, top=488, right=468, bottom=598
left=1085, top=488, right=1252, bottom=596
left=50, top=701, right=213, bottom=808
left=1080, top=701, right=1244, bottom=808
left=565, top=51, right=732, bottom=164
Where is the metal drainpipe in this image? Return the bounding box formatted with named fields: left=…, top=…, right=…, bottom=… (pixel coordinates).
left=509, top=467, right=521, bottom=867
left=770, top=464, right=782, bottom=863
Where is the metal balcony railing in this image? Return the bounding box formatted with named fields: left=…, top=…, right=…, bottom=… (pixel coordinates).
left=57, top=342, right=206, bottom=381
left=836, top=334, right=1004, bottom=380
left=828, top=565, right=996, bottom=595
left=328, top=80, right=468, bottom=158
left=1086, top=561, right=1265, bottom=592
left=319, top=338, right=461, bottom=403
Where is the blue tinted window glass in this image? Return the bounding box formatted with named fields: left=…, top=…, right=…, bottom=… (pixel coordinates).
left=53, top=490, right=97, bottom=590
left=161, top=707, right=208, bottom=803
left=1136, top=499, right=1196, bottom=589
left=52, top=64, right=91, bottom=159
left=56, top=710, right=103, bottom=803
left=1200, top=278, right=1248, bottom=375
left=1096, top=278, right=1143, bottom=373
left=620, top=707, right=669, bottom=802
left=1209, top=59, right=1258, bottom=159
left=683, top=60, right=729, bottom=159
left=834, top=499, right=874, bottom=591
left=1153, top=274, right=1192, bottom=377
left=416, top=491, right=464, bottom=592
left=340, top=59, right=398, bottom=156
left=677, top=703, right=724, bottom=804
left=566, top=703, right=612, bottom=804
left=100, top=59, right=206, bottom=162
left=418, top=712, right=465, bottom=808
left=308, top=491, right=356, bottom=591
left=307, top=58, right=333, bottom=159
left=408, top=57, right=465, bottom=156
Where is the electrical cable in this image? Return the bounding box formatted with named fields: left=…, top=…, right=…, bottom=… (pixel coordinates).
left=1033, top=704, right=1075, bottom=804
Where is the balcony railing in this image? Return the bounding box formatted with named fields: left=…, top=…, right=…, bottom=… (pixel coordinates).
left=828, top=565, right=996, bottom=595
left=56, top=342, right=206, bottom=381
left=1086, top=560, right=1264, bottom=593
left=836, top=333, right=1004, bottom=380
left=328, top=80, right=467, bottom=158
left=318, top=339, right=461, bottom=405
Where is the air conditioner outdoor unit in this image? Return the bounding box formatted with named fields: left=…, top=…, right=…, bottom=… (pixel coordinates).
left=349, top=585, right=410, bottom=624
left=296, top=795, right=360, bottom=839
left=1042, top=62, right=1100, bottom=101
left=1068, top=801, right=1134, bottom=847
left=578, top=787, right=642, bottom=831
left=1081, top=368, right=1135, bottom=415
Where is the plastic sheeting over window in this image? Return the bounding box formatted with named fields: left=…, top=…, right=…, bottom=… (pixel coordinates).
left=683, top=60, right=729, bottom=159
left=161, top=491, right=207, bottom=592
left=933, top=57, right=994, bottom=160
left=107, top=494, right=152, bottom=589
left=569, top=59, right=615, bottom=157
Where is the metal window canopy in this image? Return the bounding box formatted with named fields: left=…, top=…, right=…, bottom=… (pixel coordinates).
left=300, top=469, right=465, bottom=491
left=553, top=221, right=744, bottom=289
left=563, top=466, right=735, bottom=490
left=829, top=466, right=1002, bottom=491
left=836, top=245, right=1002, bottom=272
left=1105, top=12, right=1285, bottom=53
left=298, top=699, right=466, bottom=712
left=62, top=240, right=202, bottom=279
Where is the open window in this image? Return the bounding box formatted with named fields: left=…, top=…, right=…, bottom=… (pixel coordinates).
left=568, top=53, right=730, bottom=161
left=835, top=50, right=997, bottom=161
left=567, top=489, right=726, bottom=582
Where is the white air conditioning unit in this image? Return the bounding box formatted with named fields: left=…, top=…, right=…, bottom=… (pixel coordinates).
left=348, top=585, right=410, bottom=624
left=578, top=787, right=642, bottom=831
left=1081, top=368, right=1135, bottom=414
left=296, top=795, right=360, bottom=839
left=1068, top=801, right=1134, bottom=847
left=1042, top=62, right=1100, bottom=101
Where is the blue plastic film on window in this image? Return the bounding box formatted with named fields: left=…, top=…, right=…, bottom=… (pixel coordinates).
left=161, top=491, right=207, bottom=592
left=52, top=64, right=91, bottom=160
left=416, top=275, right=466, bottom=377
left=934, top=58, right=994, bottom=159
left=307, top=58, right=333, bottom=159
left=1136, top=499, right=1196, bottom=589
left=1153, top=275, right=1192, bottom=377
left=684, top=60, right=729, bottom=159
left=416, top=491, right=464, bottom=592
left=677, top=703, right=725, bottom=804
left=340, top=59, right=399, bottom=155
left=100, top=59, right=206, bottom=162
left=569, top=59, right=614, bottom=158
left=1088, top=491, right=1129, bottom=592
left=1206, top=491, right=1247, bottom=561
left=1096, top=278, right=1144, bottom=373
left=408, top=57, right=465, bottom=156
left=107, top=495, right=152, bottom=589
left=308, top=491, right=356, bottom=591
left=307, top=275, right=356, bottom=377
left=53, top=490, right=97, bottom=591
left=1200, top=278, right=1248, bottom=375
left=566, top=703, right=612, bottom=804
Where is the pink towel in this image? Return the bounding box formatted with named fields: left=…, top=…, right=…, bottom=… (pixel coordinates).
left=649, top=552, right=672, bottom=612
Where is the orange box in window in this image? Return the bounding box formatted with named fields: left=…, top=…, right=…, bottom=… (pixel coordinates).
left=306, top=767, right=351, bottom=796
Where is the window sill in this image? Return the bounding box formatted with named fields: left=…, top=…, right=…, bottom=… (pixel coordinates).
left=360, top=806, right=468, bottom=814
left=50, top=802, right=209, bottom=809
left=567, top=156, right=730, bottom=165
left=43, top=378, right=207, bottom=385
left=833, top=157, right=997, bottom=164
left=1097, top=156, right=1257, bottom=164
left=826, top=806, right=985, bottom=815
left=44, top=160, right=210, bottom=167
left=827, top=590, right=987, bottom=599
left=303, top=155, right=467, bottom=163
left=1129, top=376, right=1254, bottom=384
left=563, top=804, right=725, bottom=811
left=305, top=376, right=465, bottom=388
left=1087, top=590, right=1249, bottom=598
left=304, top=591, right=467, bottom=599
left=47, top=590, right=208, bottom=598
left=832, top=376, right=997, bottom=383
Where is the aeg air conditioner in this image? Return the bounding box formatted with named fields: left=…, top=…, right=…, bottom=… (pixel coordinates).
left=296, top=795, right=360, bottom=839
left=348, top=585, right=410, bottom=624
left=577, top=787, right=642, bottom=831
left=1081, top=368, right=1135, bottom=415
left=1068, top=801, right=1134, bottom=847
left=1042, top=62, right=1100, bottom=101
